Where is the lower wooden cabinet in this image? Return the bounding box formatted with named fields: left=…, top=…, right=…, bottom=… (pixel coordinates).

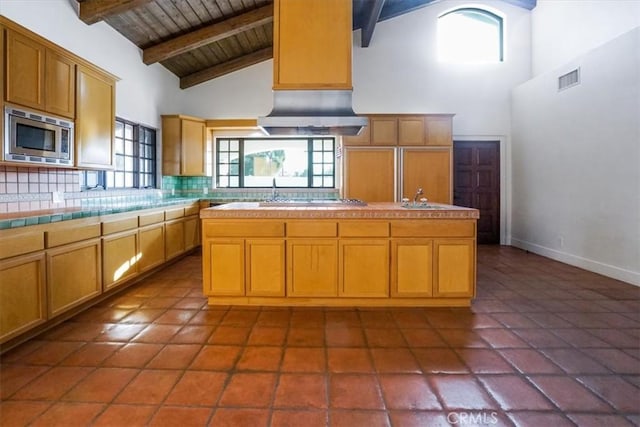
left=47, top=238, right=102, bottom=317
left=287, top=239, right=338, bottom=297
left=0, top=253, right=46, bottom=342
left=184, top=215, right=200, bottom=251
left=434, top=239, right=475, bottom=297
left=339, top=239, right=389, bottom=297
left=391, top=239, right=433, bottom=297
left=246, top=239, right=285, bottom=297
left=102, top=230, right=138, bottom=291
left=203, top=239, right=245, bottom=296
left=138, top=223, right=165, bottom=273
left=165, top=219, right=185, bottom=260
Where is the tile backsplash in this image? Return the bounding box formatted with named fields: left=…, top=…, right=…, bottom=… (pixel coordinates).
left=0, top=165, right=340, bottom=215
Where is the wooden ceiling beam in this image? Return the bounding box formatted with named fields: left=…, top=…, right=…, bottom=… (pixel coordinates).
left=180, top=47, right=273, bottom=89
left=361, top=0, right=386, bottom=47
left=143, top=5, right=273, bottom=65
left=79, top=0, right=154, bottom=25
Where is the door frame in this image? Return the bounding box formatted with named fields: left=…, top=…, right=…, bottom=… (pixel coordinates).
left=453, top=136, right=510, bottom=245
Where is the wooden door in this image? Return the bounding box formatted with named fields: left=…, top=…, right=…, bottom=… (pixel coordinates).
left=344, top=148, right=395, bottom=202
left=434, top=239, right=475, bottom=297
left=138, top=223, right=165, bottom=273
left=165, top=219, right=185, bottom=260
left=391, top=239, right=433, bottom=297
left=203, top=239, right=245, bottom=296
left=401, top=148, right=451, bottom=204
left=453, top=141, right=500, bottom=244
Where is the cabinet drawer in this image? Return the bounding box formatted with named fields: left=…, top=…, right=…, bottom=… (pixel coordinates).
left=204, top=221, right=285, bottom=237
left=185, top=204, right=200, bottom=216
left=0, top=231, right=45, bottom=260
left=165, top=207, right=185, bottom=220
left=102, top=217, right=138, bottom=235
left=339, top=221, right=389, bottom=237
left=390, top=220, right=475, bottom=238
left=46, top=223, right=101, bottom=248
left=287, top=221, right=337, bottom=237
left=139, top=211, right=165, bottom=226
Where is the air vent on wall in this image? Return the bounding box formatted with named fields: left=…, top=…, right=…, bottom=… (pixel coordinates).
left=558, top=68, right=580, bottom=91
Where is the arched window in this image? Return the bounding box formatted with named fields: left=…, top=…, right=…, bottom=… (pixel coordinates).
left=437, top=8, right=504, bottom=63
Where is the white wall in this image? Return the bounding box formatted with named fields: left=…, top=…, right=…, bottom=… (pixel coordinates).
left=0, top=0, right=183, bottom=128
left=511, top=28, right=640, bottom=285
left=531, top=0, right=640, bottom=76
left=184, top=0, right=532, bottom=138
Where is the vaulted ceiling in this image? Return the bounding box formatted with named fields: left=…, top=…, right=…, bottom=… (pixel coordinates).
left=75, top=0, right=536, bottom=89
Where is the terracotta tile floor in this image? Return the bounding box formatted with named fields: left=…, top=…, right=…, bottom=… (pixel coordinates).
left=1, top=246, right=639, bottom=426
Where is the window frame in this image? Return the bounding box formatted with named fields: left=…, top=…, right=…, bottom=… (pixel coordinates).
left=215, top=137, right=336, bottom=189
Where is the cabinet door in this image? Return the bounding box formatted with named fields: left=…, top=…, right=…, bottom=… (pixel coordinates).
left=47, top=238, right=102, bottom=317
left=401, top=148, right=452, bottom=204
left=287, top=239, right=338, bottom=297
left=138, top=223, right=165, bottom=273
left=425, top=116, right=452, bottom=146
left=246, top=239, right=285, bottom=297
left=434, top=239, right=475, bottom=297
left=339, top=239, right=389, bottom=297
left=0, top=253, right=46, bottom=343
left=5, top=30, right=45, bottom=111
left=203, top=239, right=245, bottom=296
left=165, top=219, right=185, bottom=260
left=181, top=118, right=206, bottom=176
left=102, top=230, right=138, bottom=291
left=184, top=215, right=200, bottom=251
left=371, top=117, right=397, bottom=145
left=342, top=121, right=370, bottom=145
left=274, top=0, right=351, bottom=89
left=45, top=49, right=75, bottom=119
left=344, top=148, right=395, bottom=202
left=76, top=65, right=115, bottom=169
left=398, top=116, right=425, bottom=146
left=391, top=239, right=433, bottom=297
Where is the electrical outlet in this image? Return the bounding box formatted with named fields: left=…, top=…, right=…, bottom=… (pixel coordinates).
left=171, top=189, right=175, bottom=196
left=203, top=187, right=209, bottom=195
left=51, top=191, right=64, bottom=204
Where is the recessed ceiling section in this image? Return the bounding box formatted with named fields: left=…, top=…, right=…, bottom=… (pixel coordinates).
left=76, top=0, right=536, bottom=89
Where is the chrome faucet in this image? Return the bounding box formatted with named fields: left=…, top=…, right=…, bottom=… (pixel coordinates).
left=413, top=187, right=424, bottom=203
left=271, top=177, right=278, bottom=200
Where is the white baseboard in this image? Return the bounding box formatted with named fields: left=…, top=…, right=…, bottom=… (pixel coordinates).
left=510, top=238, right=640, bottom=287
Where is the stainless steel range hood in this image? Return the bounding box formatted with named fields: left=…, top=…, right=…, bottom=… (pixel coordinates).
left=258, top=90, right=367, bottom=136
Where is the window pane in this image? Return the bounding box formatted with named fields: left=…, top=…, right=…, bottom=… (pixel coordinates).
left=229, top=176, right=239, bottom=187
left=115, top=121, right=124, bottom=138
left=438, top=8, right=503, bottom=62
left=125, top=173, right=134, bottom=187
left=125, top=124, right=133, bottom=140
left=219, top=153, right=229, bottom=163
left=125, top=140, right=133, bottom=156
left=125, top=156, right=133, bottom=171
left=324, top=176, right=333, bottom=187
left=116, top=155, right=124, bottom=169
left=115, top=138, right=124, bottom=154
left=115, top=172, right=124, bottom=187
left=243, top=139, right=308, bottom=187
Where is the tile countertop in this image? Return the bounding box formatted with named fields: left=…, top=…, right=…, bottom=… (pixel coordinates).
left=200, top=202, right=480, bottom=219
left=0, top=197, right=204, bottom=230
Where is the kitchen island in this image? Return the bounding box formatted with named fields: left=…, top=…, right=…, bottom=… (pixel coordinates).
left=200, top=202, right=479, bottom=307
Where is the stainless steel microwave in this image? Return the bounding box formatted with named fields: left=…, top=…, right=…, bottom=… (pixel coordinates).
left=4, top=105, right=74, bottom=166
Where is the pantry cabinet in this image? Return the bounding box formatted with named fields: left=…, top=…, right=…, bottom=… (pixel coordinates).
left=344, top=148, right=395, bottom=202
left=162, top=115, right=207, bottom=176
left=401, top=148, right=452, bottom=204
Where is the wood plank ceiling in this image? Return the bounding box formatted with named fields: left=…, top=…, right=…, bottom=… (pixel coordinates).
left=76, top=0, right=536, bottom=89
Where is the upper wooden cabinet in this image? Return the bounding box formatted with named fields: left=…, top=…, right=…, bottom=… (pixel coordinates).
left=273, top=0, right=352, bottom=90
left=162, top=115, right=207, bottom=176
left=75, top=65, right=116, bottom=169
left=343, top=148, right=395, bottom=202
left=402, top=148, right=452, bottom=204
left=5, top=29, right=75, bottom=119
left=343, top=114, right=454, bottom=146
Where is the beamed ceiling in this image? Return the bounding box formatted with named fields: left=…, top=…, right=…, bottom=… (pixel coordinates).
left=75, top=0, right=536, bottom=89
